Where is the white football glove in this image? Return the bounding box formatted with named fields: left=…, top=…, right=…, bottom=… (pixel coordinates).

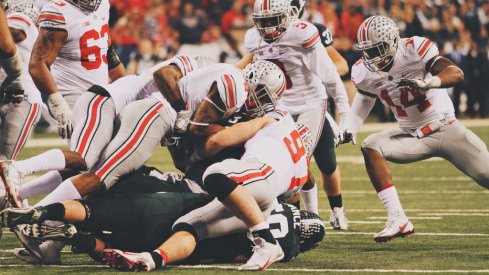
left=335, top=128, right=356, bottom=147
left=174, top=110, right=192, bottom=134
left=396, top=76, right=441, bottom=91
left=47, top=93, right=73, bottom=139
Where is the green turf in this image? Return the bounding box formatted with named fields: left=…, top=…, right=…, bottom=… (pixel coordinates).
left=1, top=126, right=489, bottom=273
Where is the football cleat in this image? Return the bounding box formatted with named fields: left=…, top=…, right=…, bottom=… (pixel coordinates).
left=374, top=218, right=415, bottom=243
left=329, top=207, right=348, bottom=230
left=0, top=207, right=47, bottom=228
left=13, top=248, right=41, bottom=264
left=13, top=224, right=44, bottom=262
left=103, top=249, right=156, bottom=272
left=21, top=223, right=77, bottom=241
left=238, top=237, right=284, bottom=271
left=0, top=160, right=23, bottom=208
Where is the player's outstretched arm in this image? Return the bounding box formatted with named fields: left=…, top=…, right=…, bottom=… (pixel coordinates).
left=202, top=117, right=276, bottom=157
left=153, top=65, right=185, bottom=111
left=426, top=56, right=464, bottom=88
left=337, top=90, right=376, bottom=146
left=236, top=53, right=253, bottom=70
left=326, top=47, right=348, bottom=77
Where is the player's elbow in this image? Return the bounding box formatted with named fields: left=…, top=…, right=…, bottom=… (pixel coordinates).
left=205, top=135, right=226, bottom=154
left=454, top=69, right=464, bottom=84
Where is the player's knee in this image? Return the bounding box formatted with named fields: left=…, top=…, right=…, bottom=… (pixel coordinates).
left=314, top=147, right=337, bottom=175
left=361, top=135, right=382, bottom=153
left=203, top=173, right=238, bottom=201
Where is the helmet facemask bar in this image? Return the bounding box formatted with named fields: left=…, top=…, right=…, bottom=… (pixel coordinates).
left=253, top=11, right=289, bottom=42
left=245, top=83, right=278, bottom=118
left=356, top=39, right=397, bottom=72
left=65, top=0, right=102, bottom=13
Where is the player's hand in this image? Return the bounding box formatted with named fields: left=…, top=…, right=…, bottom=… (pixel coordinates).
left=47, top=93, right=73, bottom=139
left=396, top=77, right=441, bottom=91
left=0, top=80, right=24, bottom=104
left=335, top=128, right=356, bottom=147
left=175, top=110, right=192, bottom=134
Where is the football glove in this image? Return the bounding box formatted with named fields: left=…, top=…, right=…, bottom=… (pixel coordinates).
left=396, top=76, right=441, bottom=91
left=0, top=86, right=24, bottom=104
left=47, top=93, right=73, bottom=139
left=0, top=51, right=24, bottom=99
left=335, top=128, right=356, bottom=147
left=174, top=110, right=192, bottom=134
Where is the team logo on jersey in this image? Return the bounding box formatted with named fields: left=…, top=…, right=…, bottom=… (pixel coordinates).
left=375, top=82, right=383, bottom=88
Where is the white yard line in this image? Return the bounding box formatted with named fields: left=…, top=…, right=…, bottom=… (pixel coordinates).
left=366, top=216, right=442, bottom=220
left=326, top=232, right=489, bottom=237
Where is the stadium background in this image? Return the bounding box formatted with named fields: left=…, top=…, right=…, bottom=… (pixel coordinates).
left=105, top=0, right=489, bottom=121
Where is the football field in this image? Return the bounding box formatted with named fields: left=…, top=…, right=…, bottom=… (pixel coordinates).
left=1, top=121, right=489, bottom=274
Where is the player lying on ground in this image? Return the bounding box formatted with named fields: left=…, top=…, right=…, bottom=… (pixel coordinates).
left=237, top=0, right=350, bottom=230
left=337, top=15, right=489, bottom=243
left=101, top=61, right=312, bottom=271
left=0, top=55, right=212, bottom=209
left=0, top=169, right=325, bottom=266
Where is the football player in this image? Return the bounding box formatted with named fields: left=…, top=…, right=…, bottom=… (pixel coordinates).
left=0, top=55, right=212, bottom=209
left=237, top=0, right=350, bottom=229
left=338, top=15, right=489, bottom=242
left=29, top=0, right=125, bottom=140
left=0, top=3, right=23, bottom=95
left=101, top=61, right=310, bottom=271
left=0, top=0, right=42, bottom=162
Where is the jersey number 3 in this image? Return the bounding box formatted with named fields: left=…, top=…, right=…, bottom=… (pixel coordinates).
left=80, top=24, right=109, bottom=70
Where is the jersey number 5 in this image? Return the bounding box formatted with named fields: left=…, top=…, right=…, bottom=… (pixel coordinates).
left=80, top=24, right=109, bottom=70
left=284, top=130, right=305, bottom=163
left=380, top=87, right=431, bottom=117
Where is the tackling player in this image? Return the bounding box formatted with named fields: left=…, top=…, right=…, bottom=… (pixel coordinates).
left=29, top=0, right=125, bottom=140
left=101, top=61, right=311, bottom=271
left=338, top=15, right=489, bottom=242
left=237, top=0, right=350, bottom=229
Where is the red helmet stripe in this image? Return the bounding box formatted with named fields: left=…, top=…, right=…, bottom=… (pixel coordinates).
left=361, top=16, right=375, bottom=42
left=263, top=0, right=269, bottom=10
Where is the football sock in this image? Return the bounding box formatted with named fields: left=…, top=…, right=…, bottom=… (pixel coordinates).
left=377, top=184, right=407, bottom=219
left=150, top=249, right=168, bottom=267
left=43, top=203, right=66, bottom=221
left=15, top=149, right=66, bottom=177
left=301, top=185, right=319, bottom=214
left=250, top=222, right=276, bottom=244
left=35, top=179, right=81, bottom=207
left=18, top=171, right=63, bottom=200
left=328, top=194, right=343, bottom=209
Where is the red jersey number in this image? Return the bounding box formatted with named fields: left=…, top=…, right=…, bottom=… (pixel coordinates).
left=80, top=24, right=109, bottom=70
left=283, top=130, right=305, bottom=163
left=380, top=87, right=431, bottom=117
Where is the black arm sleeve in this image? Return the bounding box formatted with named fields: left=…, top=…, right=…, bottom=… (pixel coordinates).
left=313, top=23, right=333, bottom=47
left=107, top=44, right=122, bottom=70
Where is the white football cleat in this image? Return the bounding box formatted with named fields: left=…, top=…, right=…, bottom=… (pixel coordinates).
left=330, top=207, right=348, bottom=230
left=238, top=237, right=284, bottom=271
left=0, top=161, right=23, bottom=208
left=103, top=249, right=156, bottom=272
left=12, top=240, right=63, bottom=265
left=374, top=217, right=415, bottom=243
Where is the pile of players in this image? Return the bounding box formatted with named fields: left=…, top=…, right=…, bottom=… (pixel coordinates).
left=1, top=0, right=488, bottom=272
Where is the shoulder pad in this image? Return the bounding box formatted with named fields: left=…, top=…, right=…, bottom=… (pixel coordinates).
left=288, top=21, right=321, bottom=49
left=39, top=2, right=67, bottom=30
left=244, top=28, right=261, bottom=52
left=313, top=23, right=333, bottom=47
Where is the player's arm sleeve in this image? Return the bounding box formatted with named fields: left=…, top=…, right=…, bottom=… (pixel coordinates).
left=344, top=90, right=376, bottom=133
left=38, top=4, right=67, bottom=32
left=412, top=36, right=439, bottom=68
left=6, top=13, right=31, bottom=39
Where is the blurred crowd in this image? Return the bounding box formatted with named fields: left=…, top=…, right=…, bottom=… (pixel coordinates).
left=109, top=0, right=489, bottom=119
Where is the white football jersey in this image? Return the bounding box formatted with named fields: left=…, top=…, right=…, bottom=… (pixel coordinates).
left=241, top=107, right=309, bottom=199
left=38, top=0, right=110, bottom=96
left=177, top=63, right=247, bottom=117
left=244, top=20, right=339, bottom=115
left=351, top=36, right=455, bottom=130
left=5, top=12, right=42, bottom=103
left=104, top=55, right=201, bottom=115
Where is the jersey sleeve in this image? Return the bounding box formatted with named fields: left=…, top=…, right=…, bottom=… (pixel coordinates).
left=290, top=21, right=321, bottom=50
left=38, top=3, right=67, bottom=31
left=243, top=28, right=260, bottom=53
left=410, top=36, right=439, bottom=65
left=7, top=12, right=33, bottom=34
left=216, top=67, right=247, bottom=117
left=313, top=22, right=333, bottom=47
left=170, top=55, right=198, bottom=77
